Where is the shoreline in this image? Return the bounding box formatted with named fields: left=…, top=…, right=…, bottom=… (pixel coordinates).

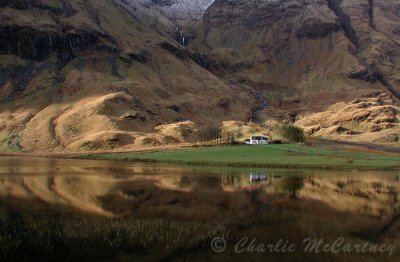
left=2, top=151, right=399, bottom=171
left=1, top=140, right=399, bottom=171
left=75, top=143, right=400, bottom=171
left=75, top=155, right=400, bottom=171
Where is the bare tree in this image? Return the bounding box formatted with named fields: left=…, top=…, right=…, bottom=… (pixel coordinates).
left=193, top=125, right=223, bottom=146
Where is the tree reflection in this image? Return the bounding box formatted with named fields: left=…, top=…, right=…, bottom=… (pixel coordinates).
left=279, top=177, right=304, bottom=199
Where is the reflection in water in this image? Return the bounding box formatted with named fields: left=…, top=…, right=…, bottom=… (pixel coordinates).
left=280, top=177, right=304, bottom=199
left=0, top=157, right=399, bottom=261
left=249, top=172, right=269, bottom=183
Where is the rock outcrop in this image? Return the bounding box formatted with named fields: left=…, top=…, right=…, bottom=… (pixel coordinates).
left=296, top=94, right=400, bottom=142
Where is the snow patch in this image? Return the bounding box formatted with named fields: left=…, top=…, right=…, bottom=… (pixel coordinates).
left=123, top=0, right=215, bottom=23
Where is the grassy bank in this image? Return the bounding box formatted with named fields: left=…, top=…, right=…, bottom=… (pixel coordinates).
left=79, top=144, right=400, bottom=170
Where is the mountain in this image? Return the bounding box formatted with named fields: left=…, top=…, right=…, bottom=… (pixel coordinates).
left=0, top=0, right=399, bottom=152
left=110, top=0, right=214, bottom=39
left=0, top=0, right=252, bottom=152
left=190, top=0, right=400, bottom=142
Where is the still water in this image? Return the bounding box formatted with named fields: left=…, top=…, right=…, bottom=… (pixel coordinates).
left=0, top=157, right=399, bottom=261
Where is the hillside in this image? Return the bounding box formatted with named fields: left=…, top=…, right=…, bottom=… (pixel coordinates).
left=190, top=0, right=400, bottom=143
left=0, top=0, right=399, bottom=152
left=0, top=0, right=253, bottom=152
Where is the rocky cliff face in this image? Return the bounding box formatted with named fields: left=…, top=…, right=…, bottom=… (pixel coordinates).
left=190, top=0, right=400, bottom=142
left=193, top=0, right=400, bottom=99
left=148, top=0, right=214, bottom=22
left=0, top=0, right=106, bottom=62
left=112, top=0, right=214, bottom=30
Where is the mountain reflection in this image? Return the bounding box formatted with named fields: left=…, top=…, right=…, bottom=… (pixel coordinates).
left=0, top=157, right=399, bottom=222
left=0, top=157, right=400, bottom=261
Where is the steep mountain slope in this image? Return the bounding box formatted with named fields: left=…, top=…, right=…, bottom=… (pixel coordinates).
left=0, top=0, right=252, bottom=152
left=190, top=0, right=400, bottom=142
left=0, top=0, right=399, bottom=152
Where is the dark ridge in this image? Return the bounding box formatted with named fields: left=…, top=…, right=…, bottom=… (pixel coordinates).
left=0, top=0, right=76, bottom=16
left=0, top=26, right=102, bottom=62
left=296, top=22, right=341, bottom=39
left=326, top=0, right=399, bottom=100
left=159, top=42, right=188, bottom=59
left=60, top=0, right=77, bottom=17
left=189, top=52, right=219, bottom=72
left=82, top=0, right=101, bottom=26
left=56, top=32, right=100, bottom=62
left=325, top=0, right=395, bottom=98
left=0, top=0, right=37, bottom=10
left=353, top=58, right=400, bottom=100
left=105, top=56, right=124, bottom=80
left=326, top=0, right=360, bottom=49
left=346, top=68, right=378, bottom=83
left=376, top=70, right=400, bottom=100
left=159, top=42, right=220, bottom=72
left=120, top=51, right=147, bottom=64
left=368, top=0, right=375, bottom=30
left=0, top=66, right=22, bottom=88
left=151, top=0, right=177, bottom=7
left=0, top=62, right=50, bottom=102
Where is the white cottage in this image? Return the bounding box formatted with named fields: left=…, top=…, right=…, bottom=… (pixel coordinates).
left=245, top=136, right=271, bottom=145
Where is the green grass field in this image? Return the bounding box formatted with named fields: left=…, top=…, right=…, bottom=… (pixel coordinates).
left=80, top=144, right=400, bottom=170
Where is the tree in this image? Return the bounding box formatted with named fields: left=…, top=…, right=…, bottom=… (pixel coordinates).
left=274, top=123, right=306, bottom=143
left=282, top=177, right=304, bottom=199
left=224, top=131, right=235, bottom=145
left=195, top=125, right=223, bottom=146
